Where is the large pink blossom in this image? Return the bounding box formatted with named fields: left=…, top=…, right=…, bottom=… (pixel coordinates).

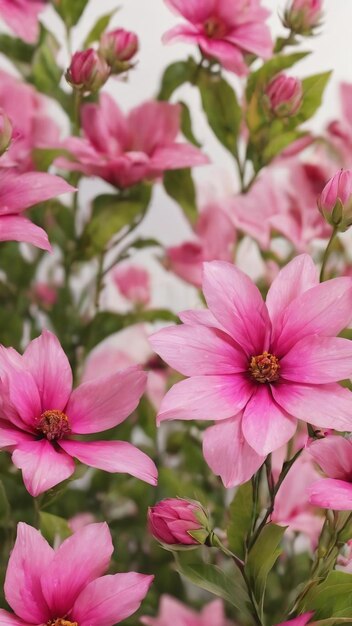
left=141, top=596, right=231, bottom=626
left=57, top=94, right=208, bottom=188
left=167, top=201, right=236, bottom=287
left=0, top=70, right=60, bottom=172
left=0, top=330, right=157, bottom=496
left=307, top=435, right=352, bottom=510
left=0, top=0, right=45, bottom=43
left=0, top=521, right=153, bottom=626
left=150, top=255, right=352, bottom=470
left=0, top=169, right=74, bottom=251
left=163, top=0, right=272, bottom=75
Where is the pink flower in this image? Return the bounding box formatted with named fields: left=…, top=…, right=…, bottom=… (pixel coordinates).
left=276, top=613, right=314, bottom=626
left=68, top=512, right=96, bottom=533
left=113, top=265, right=151, bottom=307
left=163, top=0, right=272, bottom=75
left=57, top=94, right=208, bottom=188
left=307, top=435, right=352, bottom=510
left=100, top=29, right=139, bottom=70
left=0, top=70, right=60, bottom=172
left=141, top=596, right=231, bottom=626
left=32, top=282, right=58, bottom=308
left=0, top=521, right=153, bottom=626
left=150, top=255, right=352, bottom=472
left=327, top=83, right=352, bottom=168
left=284, top=0, right=323, bottom=34
left=0, top=0, right=45, bottom=43
left=0, top=169, right=75, bottom=251
left=317, top=168, right=352, bottom=230
left=265, top=74, right=303, bottom=118
left=167, top=201, right=236, bottom=288
left=148, top=498, right=210, bottom=546
left=66, top=50, right=110, bottom=93
left=0, top=329, right=157, bottom=496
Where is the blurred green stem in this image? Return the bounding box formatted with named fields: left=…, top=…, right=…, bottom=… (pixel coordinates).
left=319, top=226, right=338, bottom=282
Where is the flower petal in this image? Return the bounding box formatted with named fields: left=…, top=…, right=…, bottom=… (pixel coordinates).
left=150, top=324, right=246, bottom=376
left=4, top=522, right=53, bottom=623
left=0, top=420, right=32, bottom=449
left=59, top=440, right=158, bottom=486
left=0, top=609, right=32, bottom=626
left=163, top=0, right=215, bottom=24
left=150, top=143, right=209, bottom=170
left=156, top=374, right=253, bottom=424
left=202, top=261, right=270, bottom=355
left=0, top=170, right=75, bottom=214
left=242, top=385, right=297, bottom=455
left=23, top=330, right=73, bottom=412
left=41, top=522, right=113, bottom=617
left=67, top=366, right=147, bottom=434
left=12, top=440, right=75, bottom=497
left=0, top=216, right=51, bottom=251
left=308, top=435, right=352, bottom=480
left=308, top=478, right=352, bottom=510
left=280, top=336, right=352, bottom=384
left=203, top=414, right=265, bottom=487
left=72, top=573, right=154, bottom=626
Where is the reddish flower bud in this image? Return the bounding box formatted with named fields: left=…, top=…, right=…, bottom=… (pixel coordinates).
left=99, top=28, right=138, bottom=73
left=148, top=498, right=210, bottom=547
left=0, top=109, right=12, bottom=155
left=265, top=73, right=303, bottom=118
left=317, top=169, right=352, bottom=231
left=65, top=49, right=110, bottom=93
left=284, top=0, right=323, bottom=35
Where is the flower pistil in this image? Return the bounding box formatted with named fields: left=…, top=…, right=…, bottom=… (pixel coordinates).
left=36, top=410, right=71, bottom=441
left=249, top=352, right=280, bottom=383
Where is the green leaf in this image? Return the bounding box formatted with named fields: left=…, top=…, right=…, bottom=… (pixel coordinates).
left=164, top=169, right=197, bottom=224
left=300, top=572, right=352, bottom=619
left=0, top=480, right=11, bottom=524
left=158, top=58, right=198, bottom=100
left=0, top=34, right=35, bottom=64
left=296, top=71, right=332, bottom=123
left=32, top=147, right=72, bottom=172
left=262, top=130, right=307, bottom=163
left=53, top=0, right=88, bottom=27
left=84, top=10, right=119, bottom=47
left=245, top=523, right=286, bottom=616
left=29, top=29, right=70, bottom=112
left=179, top=101, right=201, bottom=147
left=198, top=70, right=242, bottom=154
left=227, top=481, right=254, bottom=560
left=40, top=512, right=72, bottom=544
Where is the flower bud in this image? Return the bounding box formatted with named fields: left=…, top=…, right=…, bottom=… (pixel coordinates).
left=99, top=29, right=138, bottom=73
left=265, top=73, right=303, bottom=118
left=65, top=49, right=110, bottom=93
left=148, top=498, right=211, bottom=547
left=317, top=169, right=352, bottom=231
left=284, top=0, right=323, bottom=35
left=0, top=109, right=12, bottom=155
left=113, top=264, right=150, bottom=307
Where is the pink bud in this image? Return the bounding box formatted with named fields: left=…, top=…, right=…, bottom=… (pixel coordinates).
left=65, top=49, right=110, bottom=93
left=284, top=0, right=323, bottom=34
left=148, top=498, right=210, bottom=546
left=100, top=28, right=138, bottom=72
left=0, top=109, right=12, bottom=155
left=265, top=73, right=303, bottom=118
left=113, top=265, right=150, bottom=307
left=317, top=169, right=352, bottom=230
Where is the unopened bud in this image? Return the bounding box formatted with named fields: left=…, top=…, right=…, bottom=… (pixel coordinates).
left=317, top=169, right=352, bottom=231
left=65, top=49, right=110, bottom=94
left=148, top=498, right=211, bottom=547
left=0, top=109, right=12, bottom=155
left=284, top=0, right=323, bottom=35
left=99, top=29, right=138, bottom=73
left=265, top=73, right=303, bottom=118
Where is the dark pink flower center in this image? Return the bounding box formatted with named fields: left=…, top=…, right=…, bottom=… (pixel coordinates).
left=203, top=17, right=227, bottom=38
left=47, top=620, right=77, bottom=626
left=36, top=410, right=71, bottom=441
left=249, top=352, right=280, bottom=383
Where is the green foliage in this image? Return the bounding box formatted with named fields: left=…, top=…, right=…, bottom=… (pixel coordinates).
left=40, top=512, right=72, bottom=543
left=53, top=0, right=89, bottom=28
left=164, top=169, right=198, bottom=224
left=179, top=101, right=202, bottom=148
left=0, top=34, right=35, bottom=65
left=29, top=28, right=71, bottom=112
left=300, top=571, right=352, bottom=619
left=84, top=10, right=119, bottom=47
left=227, top=481, right=254, bottom=560
left=158, top=58, right=198, bottom=100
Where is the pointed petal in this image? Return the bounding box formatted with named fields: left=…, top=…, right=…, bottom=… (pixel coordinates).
left=0, top=609, right=32, bottom=626
left=199, top=38, right=248, bottom=75
left=150, top=324, right=246, bottom=376
left=281, top=336, right=352, bottom=384
left=179, top=309, right=225, bottom=330
left=41, top=523, right=113, bottom=617
left=0, top=171, right=75, bottom=214
left=72, top=573, right=154, bottom=626
left=308, top=478, right=352, bottom=510
left=308, top=435, right=352, bottom=480
left=242, top=385, right=297, bottom=455
left=150, top=143, right=209, bottom=170
left=4, top=522, right=53, bottom=623
left=0, top=216, right=51, bottom=252
left=156, top=374, right=253, bottom=424
left=59, top=440, right=158, bottom=486
left=203, top=414, right=265, bottom=487
left=0, top=358, right=42, bottom=428
left=12, top=440, right=75, bottom=497
left=202, top=261, right=270, bottom=355
left=163, top=0, right=215, bottom=23
left=67, top=366, right=147, bottom=434
left=23, top=330, right=72, bottom=412
left=0, top=420, right=32, bottom=449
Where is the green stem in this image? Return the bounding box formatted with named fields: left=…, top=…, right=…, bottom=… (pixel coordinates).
left=319, top=226, right=338, bottom=282
left=95, top=250, right=106, bottom=311
left=73, top=89, right=82, bottom=134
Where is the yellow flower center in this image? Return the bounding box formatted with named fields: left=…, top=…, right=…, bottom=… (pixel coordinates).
left=35, top=410, right=71, bottom=441
left=249, top=352, right=280, bottom=384
left=47, top=620, right=77, bottom=626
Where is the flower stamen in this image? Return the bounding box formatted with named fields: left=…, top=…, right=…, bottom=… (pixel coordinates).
left=203, top=17, right=227, bottom=38
left=47, top=620, right=77, bottom=626
left=36, top=410, right=71, bottom=441
left=249, top=352, right=280, bottom=383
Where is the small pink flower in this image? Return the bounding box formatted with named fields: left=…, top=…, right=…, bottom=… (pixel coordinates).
left=276, top=613, right=314, bottom=626
left=0, top=522, right=153, bottom=626
left=284, top=0, right=323, bottom=34
left=0, top=329, right=157, bottom=496
left=163, top=0, right=272, bottom=76
left=141, top=596, right=231, bottom=626
left=32, top=282, right=58, bottom=308
left=148, top=498, right=210, bottom=545
left=265, top=74, right=303, bottom=118
left=57, top=94, right=208, bottom=188
left=308, top=435, right=352, bottom=510
left=66, top=49, right=110, bottom=93
left=100, top=28, right=138, bottom=70
left=113, top=265, right=150, bottom=307
left=150, top=255, right=352, bottom=480
left=0, top=0, right=46, bottom=43
left=0, top=168, right=75, bottom=251
left=317, top=169, right=352, bottom=230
